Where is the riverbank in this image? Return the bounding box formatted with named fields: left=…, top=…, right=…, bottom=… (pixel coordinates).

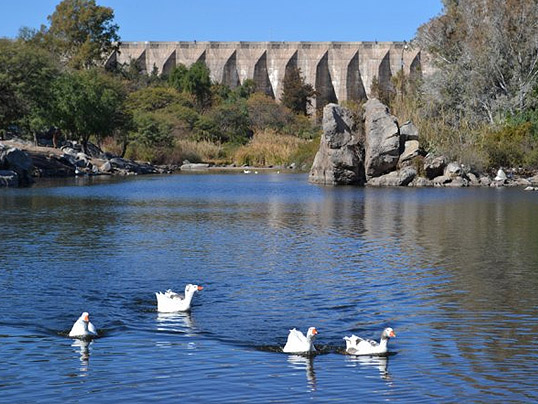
left=0, top=139, right=169, bottom=187
left=0, top=139, right=290, bottom=187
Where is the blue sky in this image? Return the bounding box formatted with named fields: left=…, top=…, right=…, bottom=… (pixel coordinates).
left=0, top=0, right=443, bottom=42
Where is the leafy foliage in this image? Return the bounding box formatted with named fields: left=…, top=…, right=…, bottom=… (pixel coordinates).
left=417, top=0, right=538, bottom=125
left=168, top=62, right=212, bottom=110
left=52, top=69, right=127, bottom=150
left=0, top=39, right=59, bottom=136
left=45, top=0, right=120, bottom=69
left=281, top=67, right=317, bottom=115
left=0, top=3, right=326, bottom=168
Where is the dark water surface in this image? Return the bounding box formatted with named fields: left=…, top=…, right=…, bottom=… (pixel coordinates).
left=1, top=173, right=538, bottom=402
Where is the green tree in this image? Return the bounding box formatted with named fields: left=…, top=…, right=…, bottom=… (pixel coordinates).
left=168, top=64, right=189, bottom=92
left=126, top=86, right=193, bottom=112
left=52, top=68, right=127, bottom=152
left=182, top=62, right=212, bottom=110
left=130, top=112, right=173, bottom=149
left=46, top=0, right=120, bottom=69
left=196, top=102, right=252, bottom=144
left=0, top=39, right=59, bottom=137
left=281, top=67, right=316, bottom=115
left=234, top=79, right=257, bottom=99
left=167, top=62, right=212, bottom=110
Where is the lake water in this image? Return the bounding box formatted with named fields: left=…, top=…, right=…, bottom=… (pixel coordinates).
left=1, top=172, right=538, bottom=402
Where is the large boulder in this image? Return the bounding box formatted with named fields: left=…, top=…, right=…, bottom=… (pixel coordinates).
left=309, top=103, right=365, bottom=185
left=1, top=147, right=34, bottom=185
left=424, top=155, right=448, bottom=180
left=445, top=161, right=462, bottom=177
left=364, top=98, right=401, bottom=179
left=367, top=167, right=417, bottom=187
left=398, top=140, right=420, bottom=166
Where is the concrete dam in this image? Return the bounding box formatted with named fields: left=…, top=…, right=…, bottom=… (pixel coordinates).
left=108, top=41, right=425, bottom=108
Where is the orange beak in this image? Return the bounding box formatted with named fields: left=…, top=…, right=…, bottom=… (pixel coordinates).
left=84, top=314, right=89, bottom=322
left=197, top=286, right=204, bottom=291
left=312, top=328, right=318, bottom=335
left=389, top=330, right=396, bottom=337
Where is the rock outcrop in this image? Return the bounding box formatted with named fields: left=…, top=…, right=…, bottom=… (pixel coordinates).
left=308, top=98, right=536, bottom=189
left=308, top=103, right=365, bottom=185
left=0, top=145, right=34, bottom=186
left=0, top=139, right=166, bottom=187
left=364, top=99, right=401, bottom=179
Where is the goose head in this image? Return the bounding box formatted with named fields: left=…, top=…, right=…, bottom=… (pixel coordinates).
left=185, top=284, right=203, bottom=295
left=381, top=327, right=396, bottom=340
left=306, top=327, right=318, bottom=340
left=80, top=312, right=90, bottom=323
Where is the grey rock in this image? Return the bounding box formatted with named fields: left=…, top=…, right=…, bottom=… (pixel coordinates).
left=367, top=167, right=416, bottom=187
left=100, top=160, right=112, bottom=172
left=398, top=140, right=420, bottom=165
left=364, top=99, right=400, bottom=179
left=529, top=175, right=538, bottom=186
left=411, top=177, right=433, bottom=187
left=61, top=146, right=78, bottom=157
left=309, top=103, right=365, bottom=185
left=424, top=155, right=447, bottom=180
left=480, top=176, right=492, bottom=186
left=76, top=152, right=90, bottom=162
left=445, top=176, right=469, bottom=187
left=433, top=175, right=452, bottom=186
left=467, top=172, right=480, bottom=186
left=4, top=148, right=33, bottom=172
left=180, top=163, right=210, bottom=170
left=75, top=158, right=88, bottom=168
left=445, top=162, right=462, bottom=177
left=399, top=121, right=419, bottom=141
left=2, top=148, right=33, bottom=185
left=515, top=178, right=531, bottom=186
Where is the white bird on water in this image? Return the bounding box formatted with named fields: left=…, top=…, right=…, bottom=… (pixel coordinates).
left=343, top=327, right=396, bottom=356
left=282, top=327, right=318, bottom=354
left=155, top=284, right=203, bottom=312
left=69, top=312, right=98, bottom=339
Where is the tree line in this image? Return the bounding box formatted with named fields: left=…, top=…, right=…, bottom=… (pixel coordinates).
left=409, top=0, right=538, bottom=170
left=2, top=0, right=538, bottom=171
left=0, top=0, right=319, bottom=167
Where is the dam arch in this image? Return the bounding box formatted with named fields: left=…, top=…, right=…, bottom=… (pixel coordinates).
left=111, top=41, right=423, bottom=106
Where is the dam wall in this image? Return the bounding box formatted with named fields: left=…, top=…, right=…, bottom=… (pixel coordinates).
left=108, top=41, right=425, bottom=108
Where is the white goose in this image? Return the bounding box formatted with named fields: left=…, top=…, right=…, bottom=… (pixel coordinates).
left=283, top=327, right=318, bottom=354
left=69, top=312, right=98, bottom=339
left=155, top=284, right=203, bottom=312
left=344, top=327, right=396, bottom=356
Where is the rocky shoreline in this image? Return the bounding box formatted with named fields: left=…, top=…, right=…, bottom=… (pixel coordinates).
left=309, top=100, right=538, bottom=190
left=0, top=139, right=286, bottom=187
left=0, top=139, right=173, bottom=187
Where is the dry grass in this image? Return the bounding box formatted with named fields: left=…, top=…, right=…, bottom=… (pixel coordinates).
left=174, top=139, right=224, bottom=163
left=233, top=130, right=309, bottom=167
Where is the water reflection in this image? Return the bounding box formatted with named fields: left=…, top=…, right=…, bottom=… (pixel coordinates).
left=71, top=339, right=92, bottom=376
left=156, top=312, right=195, bottom=335
left=287, top=355, right=317, bottom=391
left=345, top=355, right=391, bottom=381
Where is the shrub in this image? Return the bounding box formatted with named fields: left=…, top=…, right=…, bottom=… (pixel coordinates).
left=482, top=122, right=537, bottom=169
